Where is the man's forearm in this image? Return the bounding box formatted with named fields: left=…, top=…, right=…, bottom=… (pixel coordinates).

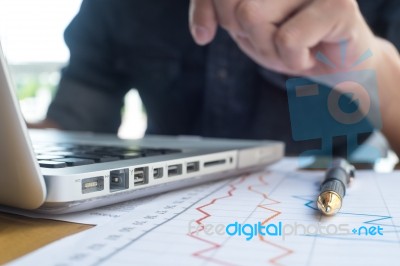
left=27, top=119, right=61, bottom=130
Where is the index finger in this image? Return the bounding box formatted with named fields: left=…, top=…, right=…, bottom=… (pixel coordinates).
left=189, top=0, right=218, bottom=45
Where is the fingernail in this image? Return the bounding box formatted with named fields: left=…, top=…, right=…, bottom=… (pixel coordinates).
left=193, top=26, right=209, bottom=45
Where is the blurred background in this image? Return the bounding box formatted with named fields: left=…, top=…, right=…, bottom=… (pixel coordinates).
left=0, top=0, right=146, bottom=139
left=0, top=0, right=397, bottom=170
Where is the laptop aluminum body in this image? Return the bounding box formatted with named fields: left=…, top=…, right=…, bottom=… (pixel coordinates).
left=0, top=44, right=284, bottom=214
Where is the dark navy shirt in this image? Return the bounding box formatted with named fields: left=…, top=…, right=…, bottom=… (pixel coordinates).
left=47, top=0, right=400, bottom=155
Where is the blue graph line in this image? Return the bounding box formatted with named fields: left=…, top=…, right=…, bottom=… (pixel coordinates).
left=292, top=195, right=399, bottom=227
left=292, top=195, right=400, bottom=243
left=292, top=195, right=318, bottom=211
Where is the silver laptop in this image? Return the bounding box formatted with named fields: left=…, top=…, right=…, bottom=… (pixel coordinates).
left=0, top=44, right=284, bottom=214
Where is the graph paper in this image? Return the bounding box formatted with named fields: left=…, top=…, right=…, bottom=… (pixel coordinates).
left=12, top=160, right=400, bottom=266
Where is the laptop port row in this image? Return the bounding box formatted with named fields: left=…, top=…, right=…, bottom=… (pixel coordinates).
left=81, top=161, right=202, bottom=194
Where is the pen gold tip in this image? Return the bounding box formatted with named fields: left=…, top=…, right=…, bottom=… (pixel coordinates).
left=317, top=191, right=342, bottom=216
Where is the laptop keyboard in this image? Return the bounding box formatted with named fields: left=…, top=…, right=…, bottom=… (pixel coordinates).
left=33, top=143, right=181, bottom=168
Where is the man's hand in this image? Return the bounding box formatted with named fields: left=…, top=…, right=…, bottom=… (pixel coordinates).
left=189, top=0, right=400, bottom=157
left=189, top=0, right=376, bottom=76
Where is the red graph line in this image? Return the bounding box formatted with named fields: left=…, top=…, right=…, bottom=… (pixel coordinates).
left=188, top=176, right=247, bottom=266
left=248, top=175, right=293, bottom=266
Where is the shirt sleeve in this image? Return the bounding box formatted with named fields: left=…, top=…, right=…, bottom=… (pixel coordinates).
left=46, top=0, right=131, bottom=133
left=377, top=0, right=400, bottom=50
left=47, top=76, right=124, bottom=133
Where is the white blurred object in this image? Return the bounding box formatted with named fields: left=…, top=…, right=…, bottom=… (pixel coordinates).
left=19, top=88, right=52, bottom=122
left=118, top=89, right=147, bottom=139
left=374, top=150, right=399, bottom=173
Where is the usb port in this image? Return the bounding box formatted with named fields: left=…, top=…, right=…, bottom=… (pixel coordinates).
left=153, top=167, right=163, bottom=179
left=134, top=167, right=148, bottom=186
left=168, top=164, right=182, bottom=177
left=82, top=176, right=104, bottom=194
left=186, top=161, right=199, bottom=173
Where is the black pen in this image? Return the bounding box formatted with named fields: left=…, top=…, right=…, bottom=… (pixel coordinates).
left=317, top=159, right=355, bottom=216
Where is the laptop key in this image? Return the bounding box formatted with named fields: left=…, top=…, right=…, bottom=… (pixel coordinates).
left=38, top=160, right=67, bottom=168
left=160, top=149, right=181, bottom=154
left=71, top=145, right=98, bottom=152
left=88, top=151, right=143, bottom=159
left=97, top=157, right=120, bottom=162
left=36, top=155, right=65, bottom=160
left=54, top=158, right=95, bottom=166
left=70, top=154, right=120, bottom=163
left=46, top=151, right=76, bottom=157
left=141, top=149, right=164, bottom=156
left=116, top=152, right=143, bottom=159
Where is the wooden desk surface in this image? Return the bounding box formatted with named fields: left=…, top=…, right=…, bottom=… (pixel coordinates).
left=0, top=212, right=93, bottom=264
